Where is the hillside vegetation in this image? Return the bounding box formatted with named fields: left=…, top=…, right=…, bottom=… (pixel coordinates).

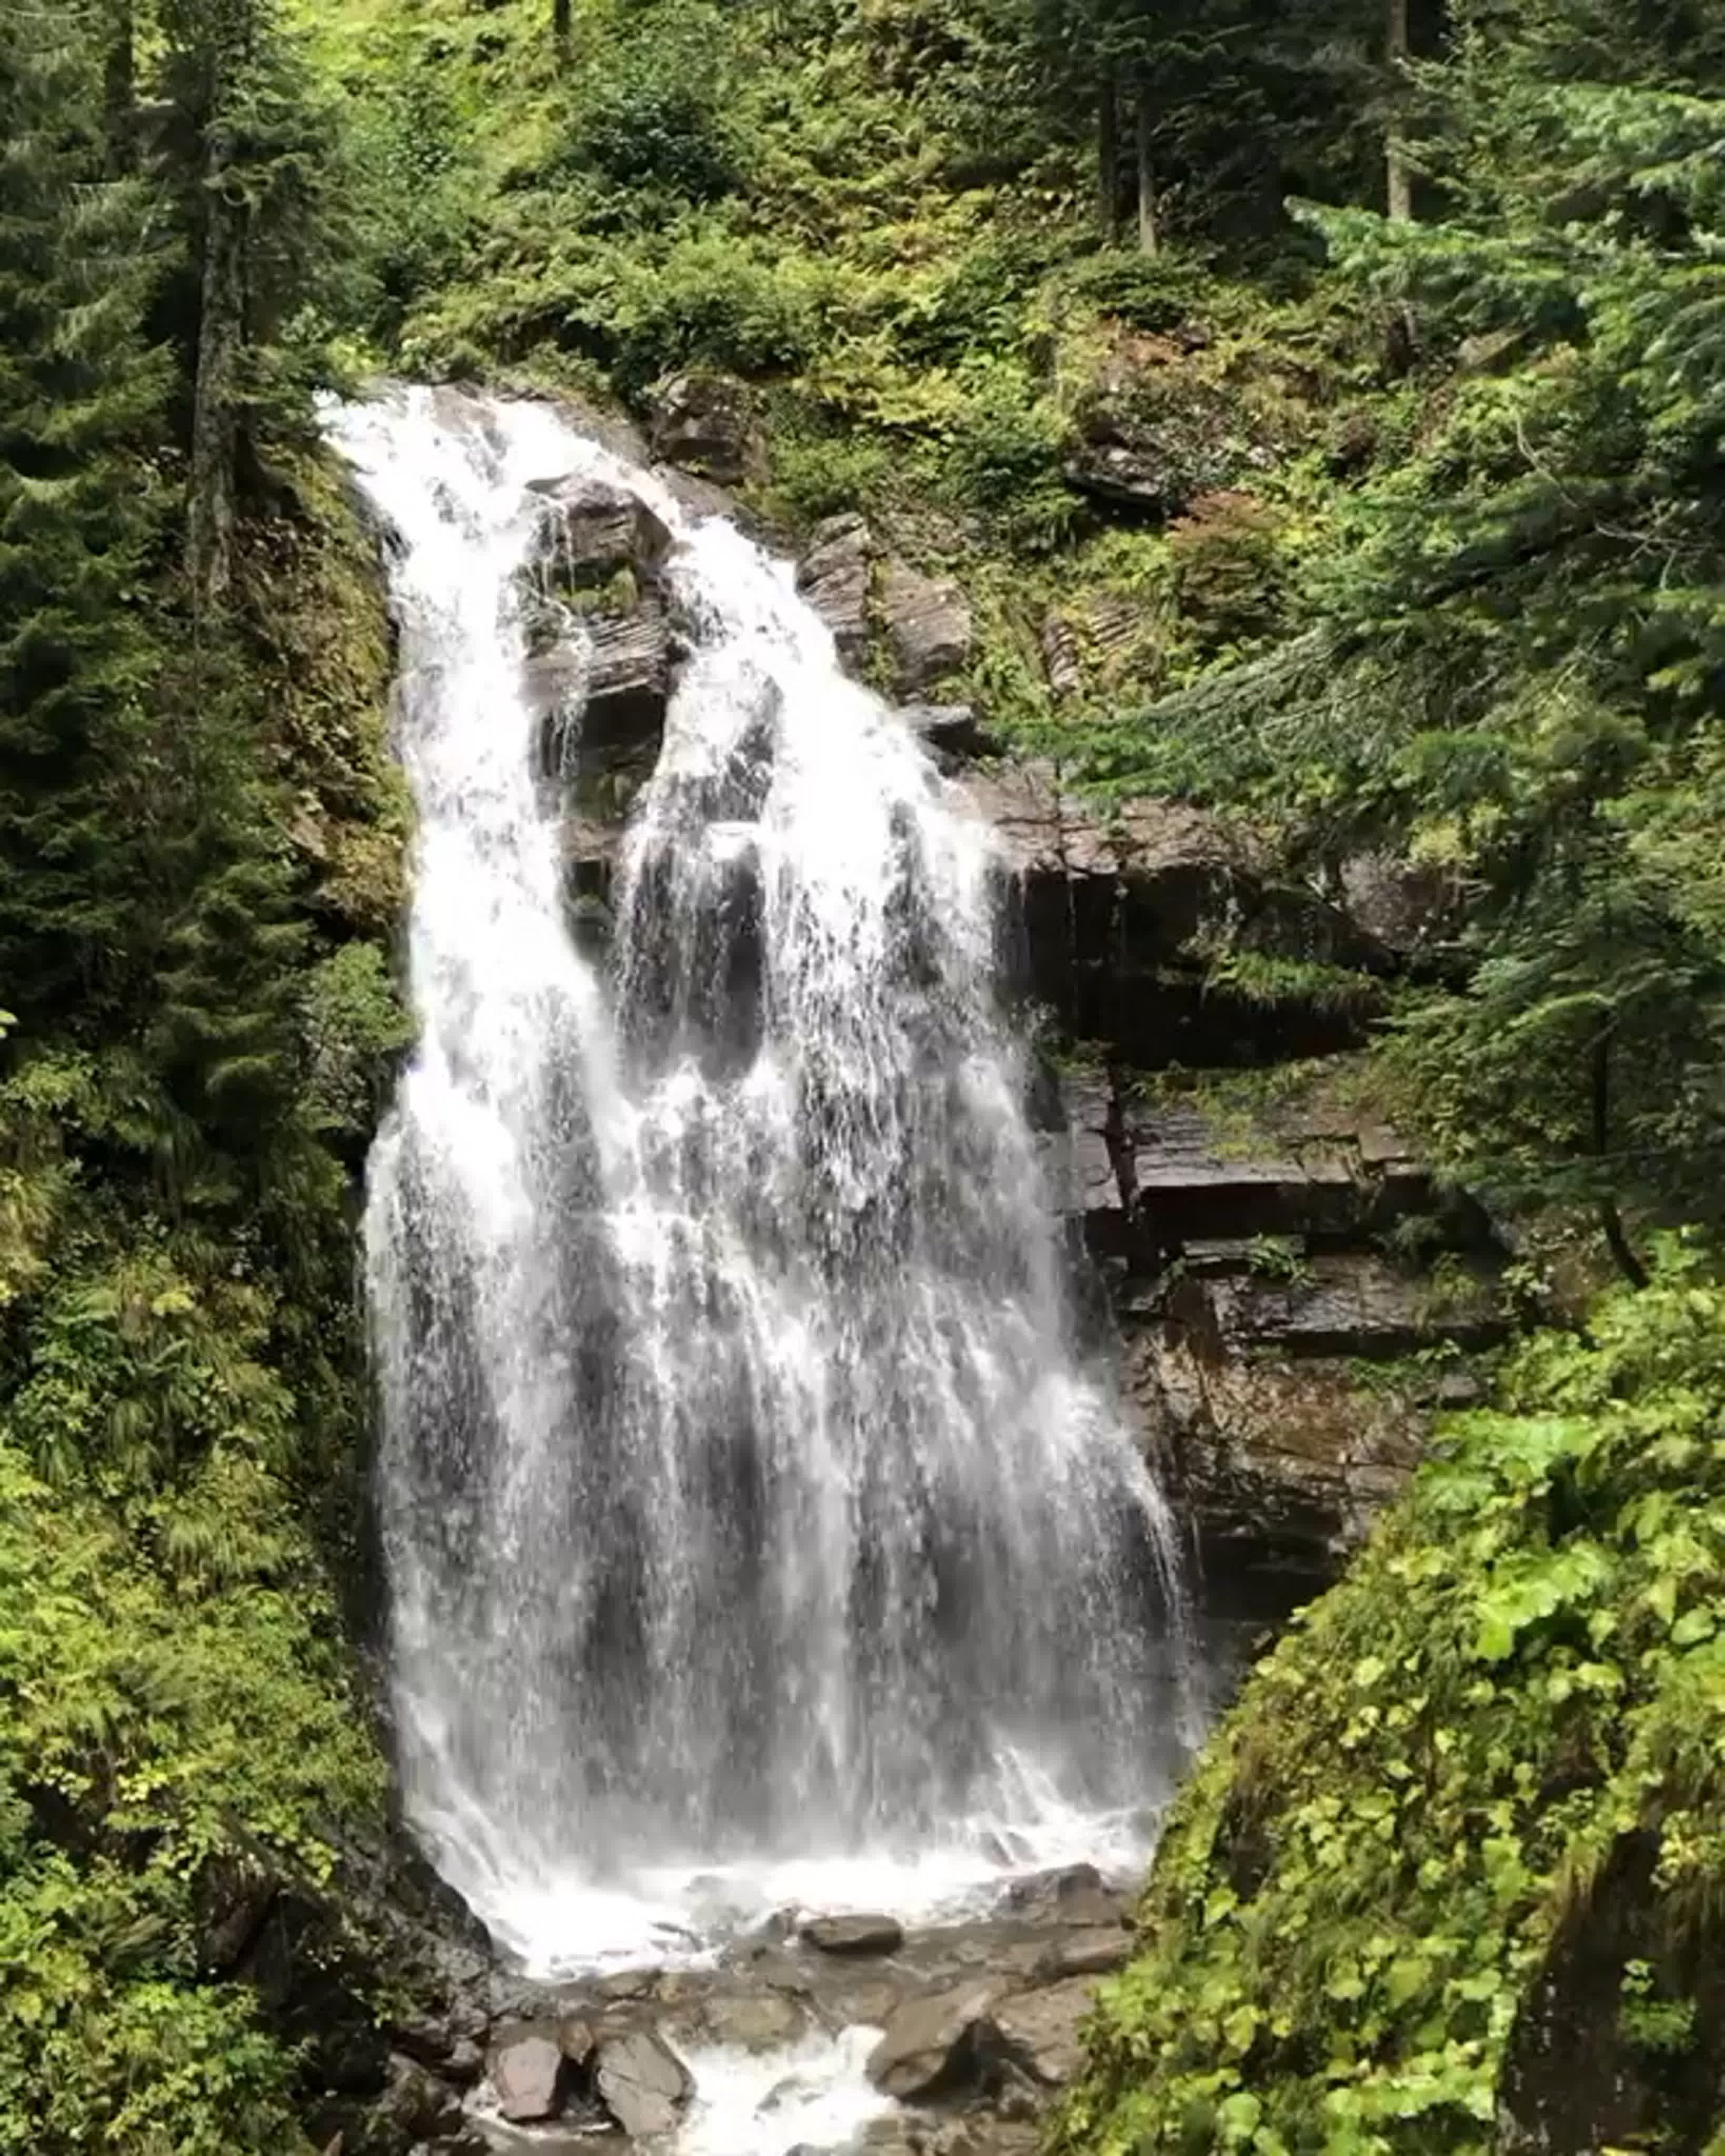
left=1059, top=1257, right=1725, bottom=2153
left=319, top=0, right=1725, bottom=1283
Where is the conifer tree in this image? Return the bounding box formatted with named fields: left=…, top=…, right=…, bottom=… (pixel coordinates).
left=0, top=0, right=165, bottom=1029
left=157, top=0, right=350, bottom=616
left=1102, top=0, right=1725, bottom=1263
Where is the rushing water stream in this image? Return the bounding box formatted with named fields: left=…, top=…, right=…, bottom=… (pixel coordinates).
left=330, top=385, right=1193, bottom=1976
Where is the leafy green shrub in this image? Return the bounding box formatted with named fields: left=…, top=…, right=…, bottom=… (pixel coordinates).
left=347, top=55, right=475, bottom=337
left=1053, top=249, right=1216, bottom=333
left=1166, top=490, right=1286, bottom=658
left=766, top=416, right=901, bottom=523
left=940, top=363, right=1080, bottom=552
left=302, top=942, right=413, bottom=1149
left=552, top=7, right=742, bottom=208
left=444, top=227, right=827, bottom=396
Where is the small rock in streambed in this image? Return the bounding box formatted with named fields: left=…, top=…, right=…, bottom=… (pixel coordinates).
left=1031, top=1927, right=1134, bottom=1982
left=865, top=1980, right=1004, bottom=2102
left=992, top=1980, right=1096, bottom=2088
left=372, top=2052, right=468, bottom=2142
left=745, top=1906, right=799, bottom=1946
left=725, top=1941, right=815, bottom=1995
left=557, top=2015, right=597, bottom=2067
left=593, top=2027, right=693, bottom=2139
left=445, top=2037, right=486, bottom=2084
left=488, top=2025, right=572, bottom=2123
left=861, top=2115, right=1042, bottom=2156
left=799, top=1913, right=905, bottom=1958
left=1000, top=1862, right=1124, bottom=1930
left=1002, top=1861, right=1102, bottom=1909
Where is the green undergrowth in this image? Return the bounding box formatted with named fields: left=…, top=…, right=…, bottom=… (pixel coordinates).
left=1058, top=1249, right=1725, bottom=2156
left=310, top=0, right=1397, bottom=682
left=0, top=1432, right=385, bottom=2154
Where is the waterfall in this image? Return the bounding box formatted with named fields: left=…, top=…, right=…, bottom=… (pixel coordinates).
left=329, top=384, right=1193, bottom=1973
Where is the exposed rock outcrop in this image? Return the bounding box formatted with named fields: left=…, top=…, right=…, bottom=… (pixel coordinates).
left=526, top=473, right=672, bottom=592
left=797, top=512, right=874, bottom=666
left=791, top=515, right=973, bottom=698
left=970, top=761, right=1389, bottom=1066
left=879, top=557, right=973, bottom=696
left=523, top=475, right=682, bottom=903
left=647, top=369, right=767, bottom=486
left=1059, top=1064, right=1508, bottom=1610
left=1039, top=593, right=1155, bottom=702
left=1061, top=327, right=1281, bottom=519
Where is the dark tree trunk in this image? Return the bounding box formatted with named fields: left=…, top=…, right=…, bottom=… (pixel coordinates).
left=187, top=158, right=245, bottom=617
left=553, top=0, right=571, bottom=45
left=1134, top=80, right=1159, bottom=255
left=103, top=0, right=135, bottom=173
left=1592, top=1035, right=1648, bottom=1290
left=184, top=0, right=258, bottom=622
left=1386, top=0, right=1412, bottom=219
left=1097, top=74, right=1121, bottom=244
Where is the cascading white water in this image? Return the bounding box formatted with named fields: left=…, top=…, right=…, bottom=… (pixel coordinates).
left=330, top=384, right=1194, bottom=1973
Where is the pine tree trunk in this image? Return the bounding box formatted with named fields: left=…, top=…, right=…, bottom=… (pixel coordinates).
left=553, top=0, right=571, bottom=45
left=103, top=0, right=135, bottom=173
left=1097, top=75, right=1121, bottom=244
left=187, top=163, right=244, bottom=617
left=1591, top=1035, right=1648, bottom=1290
left=1134, top=81, right=1159, bottom=256
left=1385, top=0, right=1412, bottom=221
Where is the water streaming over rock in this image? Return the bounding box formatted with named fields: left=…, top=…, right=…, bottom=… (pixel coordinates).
left=329, top=385, right=1194, bottom=1971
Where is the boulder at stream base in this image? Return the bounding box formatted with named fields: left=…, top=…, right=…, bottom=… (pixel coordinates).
left=800, top=1912, right=905, bottom=1957
left=594, top=2027, right=694, bottom=2138
left=992, top=1980, right=1096, bottom=2087
left=866, top=1980, right=1005, bottom=2101
left=489, top=2026, right=570, bottom=2122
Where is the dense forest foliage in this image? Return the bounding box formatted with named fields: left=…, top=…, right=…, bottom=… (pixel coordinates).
left=1, top=0, right=405, bottom=2144
left=3, top=0, right=1724, bottom=2145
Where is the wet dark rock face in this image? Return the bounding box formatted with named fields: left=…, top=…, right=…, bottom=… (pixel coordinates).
left=551, top=503, right=1503, bottom=1625
left=521, top=475, right=678, bottom=823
